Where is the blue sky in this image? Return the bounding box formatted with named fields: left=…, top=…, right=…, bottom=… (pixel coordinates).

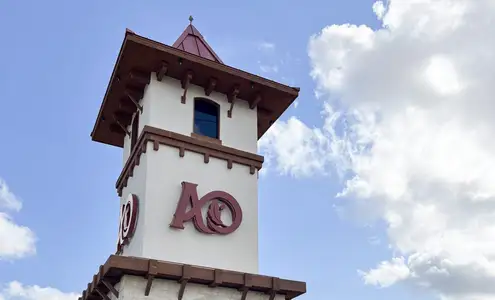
left=4, top=0, right=489, bottom=299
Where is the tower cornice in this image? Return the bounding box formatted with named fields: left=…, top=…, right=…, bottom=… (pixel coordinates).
left=91, top=29, right=300, bottom=148
left=116, top=125, right=264, bottom=196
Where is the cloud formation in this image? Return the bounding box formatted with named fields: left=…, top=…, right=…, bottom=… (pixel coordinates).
left=0, top=179, right=22, bottom=212
left=258, top=41, right=276, bottom=52
left=0, top=281, right=79, bottom=300
left=0, top=178, right=77, bottom=299
left=259, top=0, right=495, bottom=299
left=0, top=178, right=35, bottom=260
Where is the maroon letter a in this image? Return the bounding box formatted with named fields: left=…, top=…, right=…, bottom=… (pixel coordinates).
left=170, top=182, right=242, bottom=235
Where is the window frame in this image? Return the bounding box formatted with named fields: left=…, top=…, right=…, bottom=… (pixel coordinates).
left=192, top=97, right=220, bottom=140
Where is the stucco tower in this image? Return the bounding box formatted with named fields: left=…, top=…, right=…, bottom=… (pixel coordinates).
left=82, top=20, right=306, bottom=300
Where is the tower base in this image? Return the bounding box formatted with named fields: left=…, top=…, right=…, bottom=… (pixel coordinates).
left=78, top=255, right=306, bottom=300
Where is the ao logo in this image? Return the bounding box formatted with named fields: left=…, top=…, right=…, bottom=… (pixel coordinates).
left=170, top=182, right=243, bottom=235
left=117, top=194, right=139, bottom=252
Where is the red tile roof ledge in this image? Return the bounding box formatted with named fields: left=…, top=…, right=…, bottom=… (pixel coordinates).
left=78, top=255, right=306, bottom=300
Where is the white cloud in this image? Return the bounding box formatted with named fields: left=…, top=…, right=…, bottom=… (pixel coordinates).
left=0, top=179, right=22, bottom=212
left=0, top=180, right=75, bottom=299
left=259, top=115, right=332, bottom=177
left=0, top=178, right=36, bottom=260
left=1, top=281, right=79, bottom=300
left=0, top=213, right=36, bottom=260
left=258, top=42, right=276, bottom=52
left=372, top=1, right=387, bottom=20
left=259, top=0, right=495, bottom=299
left=359, top=257, right=410, bottom=287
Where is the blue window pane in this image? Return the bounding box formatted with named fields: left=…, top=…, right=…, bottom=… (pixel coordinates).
left=194, top=99, right=219, bottom=139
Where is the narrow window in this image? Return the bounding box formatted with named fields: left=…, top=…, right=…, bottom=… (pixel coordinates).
left=130, top=112, right=139, bottom=150
left=193, top=98, right=219, bottom=139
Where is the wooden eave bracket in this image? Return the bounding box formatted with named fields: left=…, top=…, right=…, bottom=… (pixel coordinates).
left=249, top=93, right=262, bottom=109
left=113, top=116, right=130, bottom=136
left=267, top=277, right=280, bottom=300
left=227, top=86, right=240, bottom=118
left=116, top=76, right=143, bottom=113
left=239, top=274, right=252, bottom=300
left=113, top=111, right=133, bottom=125
left=181, top=70, right=193, bottom=104
left=118, top=97, right=136, bottom=114
left=95, top=288, right=111, bottom=300
left=156, top=61, right=169, bottom=81
left=144, top=259, right=158, bottom=296
left=101, top=278, right=119, bottom=298
left=125, top=88, right=143, bottom=113
left=209, top=269, right=223, bottom=287
left=178, top=265, right=191, bottom=300
left=204, top=78, right=217, bottom=96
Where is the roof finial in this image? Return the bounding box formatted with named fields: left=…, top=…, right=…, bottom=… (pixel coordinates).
left=189, top=15, right=194, bottom=25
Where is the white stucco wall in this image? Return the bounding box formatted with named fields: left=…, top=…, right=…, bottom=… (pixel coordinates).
left=118, top=74, right=260, bottom=274
left=143, top=145, right=258, bottom=273
left=143, top=74, right=258, bottom=153
left=119, top=143, right=259, bottom=273
left=123, top=74, right=258, bottom=164
left=119, top=143, right=148, bottom=258
left=117, top=275, right=285, bottom=300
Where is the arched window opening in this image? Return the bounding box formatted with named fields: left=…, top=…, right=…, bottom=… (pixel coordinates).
left=193, top=98, right=219, bottom=139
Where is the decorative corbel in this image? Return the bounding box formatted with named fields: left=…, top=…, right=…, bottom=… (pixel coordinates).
left=181, top=70, right=193, bottom=104
left=249, top=93, right=262, bottom=109
left=125, top=88, right=143, bottom=113
left=109, top=123, right=128, bottom=136
left=112, top=117, right=130, bottom=136
left=204, top=78, right=217, bottom=96
left=267, top=277, right=280, bottom=300
left=156, top=61, right=168, bottom=81
left=178, top=265, right=191, bottom=300
left=249, top=166, right=256, bottom=175
left=227, top=86, right=240, bottom=118
left=116, top=77, right=144, bottom=113
left=239, top=274, right=252, bottom=300
left=101, top=279, right=119, bottom=298
left=209, top=269, right=223, bottom=287
left=153, top=140, right=160, bottom=151
left=113, top=111, right=133, bottom=125
left=118, top=98, right=135, bottom=114
left=144, top=259, right=158, bottom=296
left=95, top=288, right=111, bottom=300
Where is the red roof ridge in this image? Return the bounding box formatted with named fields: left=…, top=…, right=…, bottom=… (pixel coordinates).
left=172, top=24, right=224, bottom=64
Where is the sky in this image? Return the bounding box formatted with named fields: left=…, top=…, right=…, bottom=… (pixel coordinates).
left=1, top=0, right=494, bottom=299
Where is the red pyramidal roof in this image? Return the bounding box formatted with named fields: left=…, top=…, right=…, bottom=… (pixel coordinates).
left=172, top=24, right=224, bottom=64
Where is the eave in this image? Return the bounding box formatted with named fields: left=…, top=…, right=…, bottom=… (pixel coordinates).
left=91, top=29, right=300, bottom=148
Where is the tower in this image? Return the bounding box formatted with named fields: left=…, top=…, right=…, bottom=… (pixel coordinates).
left=81, top=20, right=306, bottom=300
